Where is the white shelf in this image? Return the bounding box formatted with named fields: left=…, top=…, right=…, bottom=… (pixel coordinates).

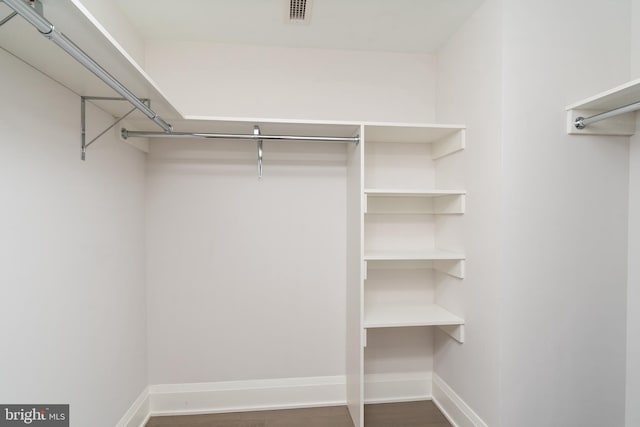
left=364, top=124, right=465, bottom=144
left=364, top=250, right=465, bottom=278
left=0, top=0, right=180, bottom=119
left=364, top=302, right=463, bottom=329
left=566, top=78, right=640, bottom=136
left=0, top=3, right=363, bottom=148
left=364, top=189, right=466, bottom=197
left=364, top=124, right=465, bottom=159
left=364, top=249, right=464, bottom=261
left=364, top=189, right=466, bottom=214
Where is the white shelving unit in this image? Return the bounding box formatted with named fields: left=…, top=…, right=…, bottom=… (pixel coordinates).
left=357, top=123, right=466, bottom=425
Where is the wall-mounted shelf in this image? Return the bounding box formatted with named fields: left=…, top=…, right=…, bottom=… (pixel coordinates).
left=364, top=124, right=465, bottom=159
left=364, top=249, right=464, bottom=261
left=364, top=189, right=466, bottom=214
left=364, top=250, right=465, bottom=279
left=364, top=302, right=463, bottom=328
left=566, top=77, right=640, bottom=136
left=0, top=0, right=179, bottom=120
left=364, top=302, right=464, bottom=343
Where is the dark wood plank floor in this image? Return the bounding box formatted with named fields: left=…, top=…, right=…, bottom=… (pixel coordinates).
left=145, top=401, right=452, bottom=427
left=364, top=401, right=451, bottom=427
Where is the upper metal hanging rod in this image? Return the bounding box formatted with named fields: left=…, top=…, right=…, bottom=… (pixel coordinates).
left=2, top=0, right=172, bottom=133
left=120, top=129, right=360, bottom=144
left=575, top=100, right=640, bottom=129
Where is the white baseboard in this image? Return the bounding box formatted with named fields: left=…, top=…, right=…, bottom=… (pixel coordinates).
left=432, top=374, right=488, bottom=427
left=148, top=375, right=347, bottom=417
left=363, top=372, right=431, bottom=404
left=115, top=387, right=150, bottom=427
left=115, top=373, right=487, bottom=427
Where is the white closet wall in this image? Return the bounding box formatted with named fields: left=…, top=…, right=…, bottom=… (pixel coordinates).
left=500, top=1, right=630, bottom=426
left=145, top=139, right=349, bottom=383
left=0, top=49, right=148, bottom=427
left=437, top=0, right=633, bottom=425
left=434, top=1, right=503, bottom=425
left=627, top=2, right=640, bottom=425
left=144, top=43, right=436, bottom=123
left=629, top=118, right=640, bottom=427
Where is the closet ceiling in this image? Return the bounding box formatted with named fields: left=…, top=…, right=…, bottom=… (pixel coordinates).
left=114, top=0, right=485, bottom=53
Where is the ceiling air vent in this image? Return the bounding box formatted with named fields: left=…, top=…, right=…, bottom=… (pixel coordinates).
left=288, top=0, right=312, bottom=23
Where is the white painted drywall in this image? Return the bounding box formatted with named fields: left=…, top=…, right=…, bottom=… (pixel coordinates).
left=145, top=139, right=348, bottom=384
left=434, top=1, right=503, bottom=425
left=144, top=42, right=436, bottom=123
left=500, top=1, right=630, bottom=426
left=0, top=49, right=147, bottom=426
left=628, top=118, right=640, bottom=427
left=627, top=2, right=640, bottom=425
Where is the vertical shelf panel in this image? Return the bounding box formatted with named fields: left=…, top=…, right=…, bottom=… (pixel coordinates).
left=346, top=126, right=364, bottom=427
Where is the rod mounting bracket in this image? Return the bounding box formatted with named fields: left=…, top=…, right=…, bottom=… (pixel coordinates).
left=80, top=96, right=148, bottom=161
left=254, top=125, right=263, bottom=178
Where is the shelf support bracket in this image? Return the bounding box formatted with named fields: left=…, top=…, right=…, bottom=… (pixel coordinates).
left=433, top=259, right=465, bottom=279
left=0, top=10, right=17, bottom=26
left=81, top=96, right=149, bottom=161
left=438, top=324, right=464, bottom=343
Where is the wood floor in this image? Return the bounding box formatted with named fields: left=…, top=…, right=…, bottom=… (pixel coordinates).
left=145, top=401, right=452, bottom=427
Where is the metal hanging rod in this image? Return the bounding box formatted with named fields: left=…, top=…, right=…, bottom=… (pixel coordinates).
left=574, top=100, right=640, bottom=129
left=120, top=129, right=361, bottom=144
left=2, top=0, right=172, bottom=133
left=120, top=126, right=359, bottom=179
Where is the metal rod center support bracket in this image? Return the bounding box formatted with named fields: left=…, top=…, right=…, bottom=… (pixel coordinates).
left=254, top=125, right=263, bottom=179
